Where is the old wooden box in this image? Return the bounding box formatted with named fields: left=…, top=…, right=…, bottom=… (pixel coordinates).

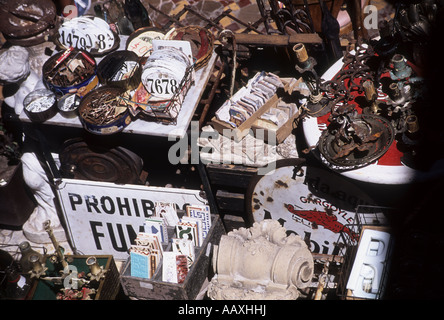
left=120, top=214, right=225, bottom=300
left=28, top=255, right=120, bottom=300
left=210, top=77, right=301, bottom=143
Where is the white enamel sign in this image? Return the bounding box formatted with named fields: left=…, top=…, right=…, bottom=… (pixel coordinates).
left=247, top=159, right=377, bottom=256
left=56, top=178, right=207, bottom=260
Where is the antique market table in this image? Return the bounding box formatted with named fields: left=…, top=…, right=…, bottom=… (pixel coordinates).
left=19, top=36, right=217, bottom=140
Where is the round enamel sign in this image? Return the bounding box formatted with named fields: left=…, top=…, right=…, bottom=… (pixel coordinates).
left=246, top=159, right=376, bottom=255
left=126, top=27, right=165, bottom=58
left=57, top=16, right=118, bottom=56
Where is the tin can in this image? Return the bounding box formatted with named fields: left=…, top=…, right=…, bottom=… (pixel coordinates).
left=79, top=86, right=131, bottom=135
left=97, top=50, right=142, bottom=91
left=57, top=93, right=81, bottom=118
left=23, top=89, right=57, bottom=122
left=42, top=48, right=98, bottom=98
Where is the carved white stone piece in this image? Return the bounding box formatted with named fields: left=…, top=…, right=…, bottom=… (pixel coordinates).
left=208, top=219, right=314, bottom=300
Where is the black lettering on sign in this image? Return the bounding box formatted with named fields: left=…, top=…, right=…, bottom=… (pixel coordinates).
left=90, top=221, right=105, bottom=250
left=304, top=175, right=372, bottom=209
left=101, top=196, right=115, bottom=214
left=107, top=223, right=127, bottom=252
left=141, top=199, right=154, bottom=217
left=127, top=224, right=145, bottom=245
left=66, top=192, right=189, bottom=219
left=85, top=195, right=101, bottom=213
left=89, top=221, right=145, bottom=253
left=68, top=193, right=82, bottom=211
left=132, top=198, right=140, bottom=217
left=303, top=231, right=320, bottom=253
left=277, top=217, right=299, bottom=237
left=117, top=197, right=131, bottom=216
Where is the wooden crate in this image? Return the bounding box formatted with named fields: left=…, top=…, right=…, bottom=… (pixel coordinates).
left=210, top=78, right=301, bottom=143
left=120, top=215, right=225, bottom=300
left=28, top=255, right=120, bottom=300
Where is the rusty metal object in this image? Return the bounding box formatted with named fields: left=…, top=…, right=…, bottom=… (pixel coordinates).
left=315, top=43, right=396, bottom=170
left=362, top=80, right=381, bottom=115
left=59, top=138, right=144, bottom=184
left=165, top=25, right=214, bottom=70
left=80, top=93, right=126, bottom=126
left=198, top=60, right=225, bottom=127
left=318, top=113, right=395, bottom=170
left=0, top=0, right=56, bottom=38
left=303, top=37, right=429, bottom=171
left=325, top=41, right=375, bottom=94
left=43, top=48, right=97, bottom=91
left=394, top=1, right=440, bottom=44
left=0, top=0, right=58, bottom=46
left=311, top=41, right=375, bottom=120
left=219, top=29, right=237, bottom=97
left=78, top=86, right=132, bottom=135
left=406, top=114, right=419, bottom=134
left=257, top=0, right=314, bottom=34
left=228, top=33, right=322, bottom=46
left=389, top=54, right=413, bottom=81
left=293, top=43, right=331, bottom=117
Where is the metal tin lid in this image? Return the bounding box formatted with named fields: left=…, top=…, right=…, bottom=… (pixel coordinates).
left=58, top=93, right=81, bottom=114
left=23, top=89, right=58, bottom=122
left=24, top=89, right=56, bottom=113
left=97, top=50, right=142, bottom=90
left=126, top=27, right=165, bottom=58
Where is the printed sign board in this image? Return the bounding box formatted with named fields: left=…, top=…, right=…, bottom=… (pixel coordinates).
left=56, top=178, right=207, bottom=260
left=247, top=159, right=377, bottom=256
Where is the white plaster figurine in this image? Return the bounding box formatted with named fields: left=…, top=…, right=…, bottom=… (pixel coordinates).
left=21, top=152, right=67, bottom=243
left=0, top=46, right=65, bottom=243
left=0, top=46, right=46, bottom=115
left=208, top=219, right=314, bottom=300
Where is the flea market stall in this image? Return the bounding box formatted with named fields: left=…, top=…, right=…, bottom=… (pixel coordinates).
left=1, top=0, right=444, bottom=302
